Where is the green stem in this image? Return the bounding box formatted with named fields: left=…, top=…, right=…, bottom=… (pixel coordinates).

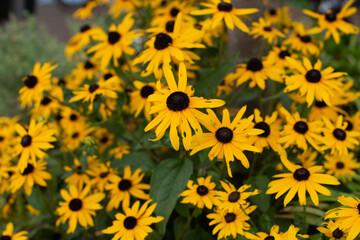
left=220, top=159, right=226, bottom=178
left=257, top=88, right=264, bottom=114
left=36, top=186, right=55, bottom=220
left=302, top=205, right=307, bottom=234
left=216, top=25, right=226, bottom=67
left=248, top=153, right=258, bottom=179
left=176, top=208, right=198, bottom=240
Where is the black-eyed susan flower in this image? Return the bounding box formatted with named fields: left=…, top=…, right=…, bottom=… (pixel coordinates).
left=73, top=1, right=97, bottom=20
left=297, top=149, right=318, bottom=169
left=2, top=195, right=15, bottom=218
left=144, top=64, right=225, bottom=151
left=14, top=119, right=56, bottom=173
left=250, top=17, right=285, bottom=44
left=278, top=107, right=324, bottom=151
left=225, top=57, right=284, bottom=90
left=60, top=108, right=86, bottom=132
left=318, top=220, right=348, bottom=240
left=93, top=128, right=114, bottom=153
left=249, top=109, right=283, bottom=154
left=304, top=0, right=359, bottom=44
left=19, top=62, right=57, bottom=108
left=207, top=203, right=256, bottom=240
left=108, top=0, right=141, bottom=18
left=87, top=14, right=142, bottom=69
left=0, top=155, right=13, bottom=182
left=324, top=153, right=360, bottom=182
left=65, top=24, right=103, bottom=58
left=69, top=79, right=118, bottom=111
left=322, top=115, right=360, bottom=156
left=267, top=156, right=340, bottom=206
left=308, top=100, right=344, bottom=122
left=264, top=7, right=291, bottom=25
left=281, top=224, right=308, bottom=240
left=253, top=225, right=282, bottom=240
left=88, top=162, right=117, bottom=192
left=191, top=0, right=258, bottom=31
left=179, top=176, right=219, bottom=209
left=216, top=181, right=259, bottom=212
left=64, top=158, right=91, bottom=189
left=130, top=81, right=157, bottom=121
left=325, top=196, right=360, bottom=240
left=267, top=46, right=298, bottom=69
left=106, top=166, right=150, bottom=211
left=70, top=60, right=98, bottom=83
left=0, top=222, right=28, bottom=240
left=190, top=107, right=263, bottom=177
left=62, top=124, right=95, bottom=151
left=285, top=57, right=346, bottom=107
left=109, top=142, right=131, bottom=160
left=102, top=200, right=164, bottom=240
left=56, top=184, right=105, bottom=233
left=10, top=159, right=52, bottom=196
left=31, top=95, right=60, bottom=118
left=284, top=23, right=322, bottom=56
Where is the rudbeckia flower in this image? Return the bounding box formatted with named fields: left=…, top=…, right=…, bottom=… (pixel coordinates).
left=303, top=0, right=359, bottom=44
left=105, top=166, right=150, bottom=211
left=307, top=100, right=344, bottom=122
left=267, top=46, right=298, bottom=69
left=0, top=222, right=28, bottom=240
left=73, top=1, right=97, bottom=20
left=108, top=0, right=142, bottom=18
left=144, top=63, right=225, bottom=151
left=92, top=128, right=114, bottom=153
left=14, top=119, right=56, bottom=173
left=62, top=124, right=95, bottom=151
left=225, top=57, right=284, bottom=90
left=56, top=184, right=105, bottom=233
left=324, top=153, right=360, bottom=182
left=179, top=176, right=219, bottom=209
left=87, top=14, right=143, bottom=69
left=70, top=60, right=99, bottom=84
left=264, top=7, right=291, bottom=25
left=250, top=17, right=285, bottom=44
left=102, top=200, right=164, bottom=240
left=64, top=158, right=91, bottom=189
left=322, top=115, right=360, bottom=156
left=318, top=220, right=348, bottom=240
left=325, top=196, right=360, bottom=240
left=130, top=81, right=157, bottom=121
left=190, top=107, right=263, bottom=177
left=285, top=57, right=346, bottom=107
left=109, top=142, right=131, bottom=160
left=19, top=62, right=57, bottom=108
left=10, top=159, right=52, bottom=196
left=253, top=225, right=283, bottom=240
left=191, top=0, right=258, bottom=31
left=267, top=156, right=340, bottom=206
left=88, top=162, right=117, bottom=192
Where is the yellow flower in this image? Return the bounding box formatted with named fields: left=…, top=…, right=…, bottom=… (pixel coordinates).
left=0, top=222, right=28, bottom=240
left=73, top=1, right=97, bottom=20
left=253, top=225, right=283, bottom=240
left=56, top=184, right=105, bottom=233
left=250, top=17, right=285, bottom=44
left=130, top=81, right=157, bottom=121
left=88, top=162, right=117, bottom=192
left=109, top=142, right=131, bottom=160
left=70, top=60, right=99, bottom=84
left=318, top=220, right=348, bottom=240
left=108, top=0, right=142, bottom=18
left=64, top=158, right=91, bottom=189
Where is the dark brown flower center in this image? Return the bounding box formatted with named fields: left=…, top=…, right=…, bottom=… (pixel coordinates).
left=333, top=128, right=346, bottom=140
left=265, top=236, right=275, bottom=240
left=357, top=203, right=360, bottom=214
left=305, top=69, right=321, bottom=83
left=0, top=235, right=12, bottom=240
left=108, top=31, right=121, bottom=44
left=0, top=136, right=4, bottom=142
left=228, top=191, right=240, bottom=202
left=69, top=198, right=83, bottom=211
left=254, top=121, right=270, bottom=137
left=293, top=121, right=308, bottom=134
left=118, top=179, right=132, bottom=191
left=21, top=164, right=34, bottom=175
left=100, top=171, right=109, bottom=178
left=196, top=185, right=209, bottom=196
left=263, top=26, right=272, bottom=32
left=279, top=50, right=291, bottom=59
left=21, top=135, right=32, bottom=147
left=332, top=228, right=343, bottom=238
left=165, top=20, right=175, bottom=33
left=80, top=24, right=91, bottom=32
left=154, top=33, right=173, bottom=50
left=247, top=58, right=263, bottom=72
left=104, top=73, right=113, bottom=80
left=269, top=9, right=277, bottom=15
left=336, top=162, right=344, bottom=169
left=224, top=213, right=236, bottom=223
left=346, top=120, right=353, bottom=131
left=215, top=127, right=233, bottom=143
left=170, top=7, right=180, bottom=17
left=84, top=61, right=95, bottom=69
left=299, top=35, right=312, bottom=43
left=140, top=86, right=155, bottom=98
left=89, top=84, right=99, bottom=93
left=100, top=136, right=109, bottom=143
left=40, top=96, right=52, bottom=106
left=217, top=2, right=233, bottom=12
left=325, top=13, right=337, bottom=22
left=123, top=216, right=137, bottom=229
left=24, top=75, right=38, bottom=88
left=315, top=100, right=327, bottom=108
left=293, top=168, right=310, bottom=181
left=70, top=114, right=78, bottom=121
left=166, top=91, right=190, bottom=111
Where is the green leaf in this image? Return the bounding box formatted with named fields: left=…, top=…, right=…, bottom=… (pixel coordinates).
left=150, top=158, right=193, bottom=236
left=111, top=152, right=155, bottom=172
left=251, top=175, right=270, bottom=213
left=194, top=51, right=240, bottom=96
left=285, top=0, right=311, bottom=9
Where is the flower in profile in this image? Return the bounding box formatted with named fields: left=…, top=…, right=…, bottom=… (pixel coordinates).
left=109, top=142, right=131, bottom=160
left=0, top=222, right=28, bottom=240
left=278, top=107, right=324, bottom=151
left=56, top=184, right=105, bottom=233
left=191, top=0, right=258, bottom=31
left=87, top=14, right=142, bottom=69
left=102, top=200, right=164, bottom=240
left=322, top=115, right=360, bottom=156
left=106, top=166, right=150, bottom=211
left=264, top=7, right=291, bottom=25
left=324, top=152, right=360, bottom=182
left=190, top=107, right=263, bottom=177
left=180, top=176, right=219, bottom=209
left=285, top=57, right=346, bottom=107
left=10, top=159, right=52, bottom=196
left=253, top=225, right=282, bottom=240
left=130, top=81, right=157, bottom=121
left=318, top=220, right=348, bottom=240
left=73, top=1, right=97, bottom=20
left=250, top=18, right=285, bottom=44
left=144, top=64, right=225, bottom=151
left=225, top=57, right=284, bottom=90
left=19, top=62, right=57, bottom=108
left=14, top=119, right=56, bottom=173
left=325, top=196, right=360, bottom=240
left=215, top=181, right=259, bottom=212
left=207, top=203, right=256, bottom=240
left=267, top=156, right=340, bottom=206
left=303, top=0, right=359, bottom=44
